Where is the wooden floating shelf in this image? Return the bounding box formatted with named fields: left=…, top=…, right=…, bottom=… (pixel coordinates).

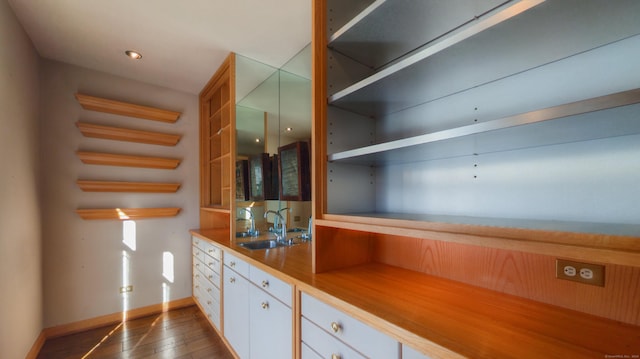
left=75, top=93, right=181, bottom=123
left=76, top=207, right=181, bottom=220
left=77, top=180, right=181, bottom=193
left=76, top=122, right=181, bottom=146
left=77, top=151, right=181, bottom=169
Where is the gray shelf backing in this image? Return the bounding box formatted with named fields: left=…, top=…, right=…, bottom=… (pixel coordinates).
left=329, top=87, right=640, bottom=165
left=327, top=31, right=640, bottom=165
left=328, top=0, right=640, bottom=118
left=329, top=0, right=508, bottom=69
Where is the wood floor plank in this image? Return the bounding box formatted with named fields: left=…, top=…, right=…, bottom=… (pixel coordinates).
left=36, top=305, right=233, bottom=359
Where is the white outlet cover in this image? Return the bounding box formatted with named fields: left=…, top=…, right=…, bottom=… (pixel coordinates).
left=564, top=266, right=577, bottom=276
left=580, top=268, right=594, bottom=279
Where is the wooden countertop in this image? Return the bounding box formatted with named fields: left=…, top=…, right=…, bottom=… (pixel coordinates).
left=191, top=229, right=640, bottom=358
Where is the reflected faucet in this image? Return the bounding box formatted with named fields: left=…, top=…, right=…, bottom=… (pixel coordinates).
left=264, top=210, right=286, bottom=242
left=239, top=208, right=257, bottom=236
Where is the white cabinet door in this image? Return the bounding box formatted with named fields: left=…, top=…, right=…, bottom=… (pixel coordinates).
left=249, top=284, right=292, bottom=359
left=223, top=266, right=250, bottom=359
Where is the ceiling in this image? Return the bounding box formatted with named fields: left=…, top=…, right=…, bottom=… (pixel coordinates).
left=8, top=0, right=312, bottom=94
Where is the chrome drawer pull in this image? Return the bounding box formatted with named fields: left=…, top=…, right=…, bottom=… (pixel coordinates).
left=230, top=277, right=236, bottom=283
left=331, top=354, right=341, bottom=359
left=331, top=322, right=341, bottom=333
left=261, top=280, right=269, bottom=288
left=261, top=302, right=269, bottom=309
left=230, top=261, right=236, bottom=267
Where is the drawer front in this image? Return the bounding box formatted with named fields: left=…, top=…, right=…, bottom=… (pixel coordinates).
left=192, top=244, right=202, bottom=259
left=301, top=293, right=399, bottom=359
left=201, top=240, right=221, bottom=260
left=301, top=318, right=366, bottom=359
left=204, top=265, right=221, bottom=291
left=194, top=257, right=207, bottom=277
left=249, top=265, right=292, bottom=307
left=203, top=254, right=221, bottom=275
left=202, top=291, right=221, bottom=330
left=224, top=252, right=250, bottom=278
left=202, top=278, right=220, bottom=303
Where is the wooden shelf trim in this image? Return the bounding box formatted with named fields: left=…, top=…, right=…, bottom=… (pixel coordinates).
left=76, top=122, right=181, bottom=146
left=317, top=217, right=640, bottom=267
left=76, top=207, right=181, bottom=220
left=77, top=180, right=180, bottom=193
left=75, top=93, right=181, bottom=123
left=77, top=151, right=180, bottom=169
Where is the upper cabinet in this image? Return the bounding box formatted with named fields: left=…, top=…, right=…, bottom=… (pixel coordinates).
left=313, top=0, right=640, bottom=270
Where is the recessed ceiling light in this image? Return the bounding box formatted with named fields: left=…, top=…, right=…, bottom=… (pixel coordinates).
left=285, top=127, right=293, bottom=132
left=125, top=50, right=142, bottom=60
left=255, top=138, right=261, bottom=143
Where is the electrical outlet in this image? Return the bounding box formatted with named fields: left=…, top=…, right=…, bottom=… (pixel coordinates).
left=119, top=285, right=133, bottom=293
left=556, top=259, right=604, bottom=286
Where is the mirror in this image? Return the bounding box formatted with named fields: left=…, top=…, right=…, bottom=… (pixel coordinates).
left=235, top=44, right=312, bottom=236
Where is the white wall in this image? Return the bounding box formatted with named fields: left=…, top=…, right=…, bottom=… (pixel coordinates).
left=39, top=59, right=199, bottom=327
left=0, top=0, right=43, bottom=357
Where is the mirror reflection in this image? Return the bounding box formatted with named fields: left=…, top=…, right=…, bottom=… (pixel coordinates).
left=235, top=44, right=312, bottom=240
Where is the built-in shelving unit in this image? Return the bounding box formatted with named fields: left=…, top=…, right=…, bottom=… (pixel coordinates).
left=76, top=207, right=181, bottom=220
left=315, top=0, right=640, bottom=270
left=75, top=93, right=181, bottom=123
left=77, top=151, right=181, bottom=169
left=77, top=180, right=180, bottom=193
left=198, top=54, right=235, bottom=229
left=76, top=122, right=181, bottom=146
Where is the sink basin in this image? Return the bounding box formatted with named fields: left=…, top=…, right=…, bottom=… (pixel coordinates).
left=238, top=239, right=301, bottom=250
left=238, top=240, right=280, bottom=250
left=236, top=230, right=259, bottom=238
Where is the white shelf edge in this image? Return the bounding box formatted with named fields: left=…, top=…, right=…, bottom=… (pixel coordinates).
left=328, top=88, right=640, bottom=162
left=328, top=0, right=546, bottom=104
left=328, top=0, right=387, bottom=43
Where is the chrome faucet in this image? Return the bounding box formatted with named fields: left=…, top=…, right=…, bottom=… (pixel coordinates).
left=264, top=210, right=286, bottom=242
left=239, top=208, right=257, bottom=236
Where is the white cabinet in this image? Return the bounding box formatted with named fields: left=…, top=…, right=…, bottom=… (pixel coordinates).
left=249, top=283, right=292, bottom=359
left=301, top=292, right=400, bottom=359
left=192, top=236, right=221, bottom=329
left=223, top=256, right=250, bottom=359
left=223, top=251, right=293, bottom=359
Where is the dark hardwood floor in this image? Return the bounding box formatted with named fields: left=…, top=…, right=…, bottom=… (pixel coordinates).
left=37, top=305, right=234, bottom=359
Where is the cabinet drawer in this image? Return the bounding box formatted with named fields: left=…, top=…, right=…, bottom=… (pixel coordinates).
left=301, top=317, right=366, bottom=359
left=301, top=293, right=399, bottom=359
left=201, top=240, right=221, bottom=260
left=204, top=266, right=220, bottom=290
left=194, top=257, right=207, bottom=276
left=249, top=265, right=292, bottom=307
left=224, top=252, right=249, bottom=278
left=202, top=278, right=220, bottom=303
left=203, top=255, right=220, bottom=275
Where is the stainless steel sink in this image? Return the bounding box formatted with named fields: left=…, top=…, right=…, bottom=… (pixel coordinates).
left=238, top=240, right=280, bottom=250
left=238, top=239, right=300, bottom=250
